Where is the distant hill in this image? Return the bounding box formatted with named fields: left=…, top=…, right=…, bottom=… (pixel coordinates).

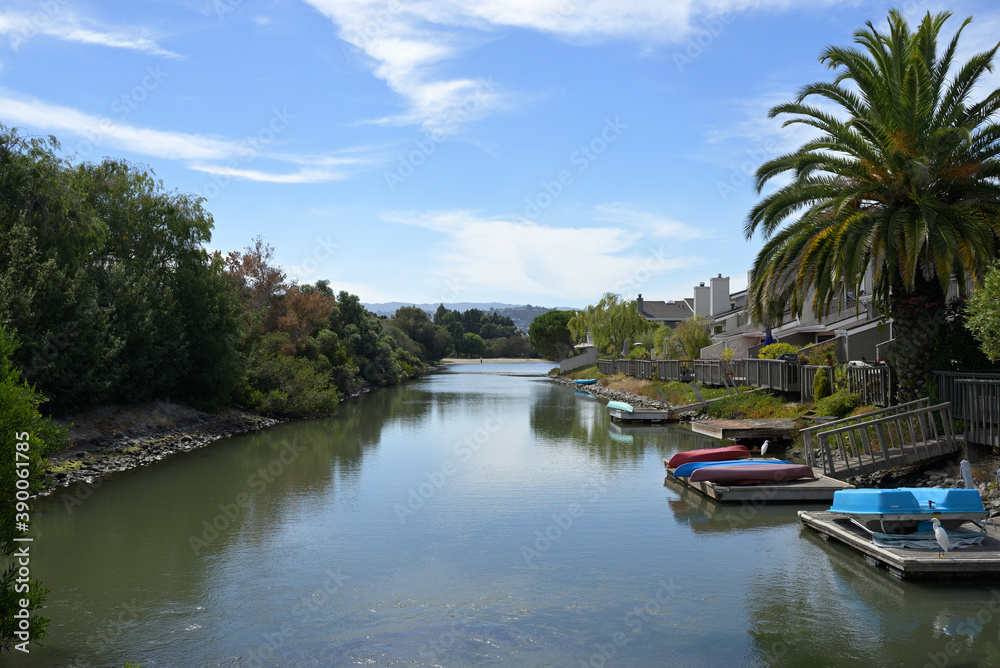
left=363, top=302, right=576, bottom=332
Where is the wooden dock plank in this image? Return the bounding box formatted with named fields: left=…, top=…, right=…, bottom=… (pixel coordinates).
left=691, top=418, right=798, bottom=441
left=799, top=510, right=1000, bottom=578
left=663, top=465, right=852, bottom=503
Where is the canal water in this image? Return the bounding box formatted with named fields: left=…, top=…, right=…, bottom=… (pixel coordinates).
left=11, top=363, right=1000, bottom=667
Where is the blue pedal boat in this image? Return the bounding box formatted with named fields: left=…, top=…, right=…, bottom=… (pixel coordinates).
left=671, top=459, right=793, bottom=478
left=829, top=488, right=986, bottom=534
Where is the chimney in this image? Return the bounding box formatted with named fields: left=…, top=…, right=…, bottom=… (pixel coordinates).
left=693, top=282, right=710, bottom=317
left=637, top=293, right=644, bottom=315
left=710, top=274, right=731, bottom=317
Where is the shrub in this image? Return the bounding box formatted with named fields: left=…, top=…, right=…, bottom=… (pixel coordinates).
left=707, top=391, right=795, bottom=419
left=813, top=368, right=833, bottom=401
left=627, top=345, right=649, bottom=360
left=759, top=343, right=799, bottom=359
left=801, top=340, right=838, bottom=366
left=814, top=390, right=860, bottom=418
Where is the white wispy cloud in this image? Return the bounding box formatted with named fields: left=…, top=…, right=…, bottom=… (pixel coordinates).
left=0, top=9, right=181, bottom=58
left=383, top=209, right=701, bottom=301
left=0, top=91, right=370, bottom=183
left=303, top=0, right=829, bottom=134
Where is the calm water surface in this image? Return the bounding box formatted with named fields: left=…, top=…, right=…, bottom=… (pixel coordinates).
left=12, top=363, right=1000, bottom=667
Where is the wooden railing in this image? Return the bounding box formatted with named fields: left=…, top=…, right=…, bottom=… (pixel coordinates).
left=955, top=378, right=1000, bottom=447
left=745, top=358, right=800, bottom=393
left=800, top=365, right=835, bottom=403
left=633, top=360, right=653, bottom=380
left=800, top=399, right=960, bottom=478
left=655, top=360, right=693, bottom=382
left=597, top=359, right=615, bottom=375
left=846, top=365, right=892, bottom=407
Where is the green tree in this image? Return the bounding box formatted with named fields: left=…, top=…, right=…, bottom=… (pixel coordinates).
left=745, top=10, right=1000, bottom=402
left=671, top=315, right=712, bottom=359
left=528, top=310, right=574, bottom=360
left=457, top=332, right=486, bottom=357
left=567, top=293, right=649, bottom=356
left=967, top=262, right=1000, bottom=362
left=0, top=326, right=67, bottom=653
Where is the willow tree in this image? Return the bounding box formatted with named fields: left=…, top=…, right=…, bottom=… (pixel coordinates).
left=568, top=293, right=649, bottom=356
left=745, top=10, right=1000, bottom=402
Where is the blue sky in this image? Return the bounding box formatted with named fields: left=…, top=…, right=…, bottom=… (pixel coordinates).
left=2, top=0, right=999, bottom=308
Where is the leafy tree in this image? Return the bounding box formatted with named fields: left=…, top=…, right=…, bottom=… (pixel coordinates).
left=457, top=332, right=486, bottom=357
left=568, top=293, right=650, bottom=356
left=745, top=10, right=1000, bottom=402
left=965, top=265, right=1000, bottom=363
left=389, top=306, right=452, bottom=361
left=671, top=315, right=712, bottom=359
left=0, top=326, right=67, bottom=653
left=528, top=310, right=574, bottom=360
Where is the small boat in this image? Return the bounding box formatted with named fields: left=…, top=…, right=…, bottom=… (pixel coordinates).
left=665, top=445, right=750, bottom=469
left=574, top=378, right=598, bottom=385
left=829, top=488, right=986, bottom=534
left=671, top=458, right=793, bottom=478
left=607, top=401, right=634, bottom=413
left=688, top=463, right=816, bottom=484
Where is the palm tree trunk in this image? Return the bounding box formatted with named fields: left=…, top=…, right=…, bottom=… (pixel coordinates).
left=886, top=274, right=949, bottom=403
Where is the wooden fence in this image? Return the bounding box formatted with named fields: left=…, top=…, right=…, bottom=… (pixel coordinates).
left=745, top=358, right=800, bottom=393
left=655, top=360, right=693, bottom=382
left=955, top=378, right=1000, bottom=447
left=800, top=365, right=835, bottom=403
left=800, top=399, right=960, bottom=478
left=845, top=365, right=893, bottom=407
left=597, top=359, right=615, bottom=375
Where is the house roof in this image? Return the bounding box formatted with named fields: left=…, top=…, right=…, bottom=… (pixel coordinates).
left=639, top=300, right=693, bottom=322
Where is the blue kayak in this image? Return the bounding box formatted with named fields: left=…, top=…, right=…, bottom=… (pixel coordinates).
left=574, top=378, right=598, bottom=385
left=672, top=459, right=792, bottom=478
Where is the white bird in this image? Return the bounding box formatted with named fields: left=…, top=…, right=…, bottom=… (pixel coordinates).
left=761, top=440, right=770, bottom=456
left=932, top=517, right=951, bottom=558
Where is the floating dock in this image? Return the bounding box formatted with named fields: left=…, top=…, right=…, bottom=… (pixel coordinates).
left=799, top=510, right=1000, bottom=579
left=691, top=418, right=798, bottom=441
left=663, top=461, right=852, bottom=503
left=609, top=407, right=674, bottom=423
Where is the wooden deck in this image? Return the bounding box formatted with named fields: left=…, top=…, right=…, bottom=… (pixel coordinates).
left=799, top=510, right=1000, bottom=578
left=663, top=462, right=852, bottom=503
left=691, top=418, right=798, bottom=441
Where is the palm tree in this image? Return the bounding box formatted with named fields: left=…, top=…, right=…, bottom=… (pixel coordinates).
left=745, top=9, right=1000, bottom=401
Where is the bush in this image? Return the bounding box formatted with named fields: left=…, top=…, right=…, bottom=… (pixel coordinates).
left=0, top=326, right=66, bottom=652
left=706, top=392, right=795, bottom=419
left=759, top=343, right=799, bottom=359
left=813, top=390, right=860, bottom=418
left=801, top=340, right=838, bottom=366
left=627, top=345, right=649, bottom=360
left=813, top=368, right=833, bottom=401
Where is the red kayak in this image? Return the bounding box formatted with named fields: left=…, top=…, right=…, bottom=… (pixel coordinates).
left=666, top=446, right=750, bottom=469
left=688, top=463, right=816, bottom=484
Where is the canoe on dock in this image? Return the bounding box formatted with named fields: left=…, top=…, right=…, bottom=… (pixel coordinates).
left=671, top=458, right=793, bottom=478
left=688, top=463, right=816, bottom=484
left=606, top=400, right=633, bottom=413
left=665, top=445, right=749, bottom=469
